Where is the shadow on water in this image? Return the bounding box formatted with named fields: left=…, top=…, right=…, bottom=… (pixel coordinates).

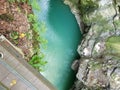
left=48, top=0, right=81, bottom=44
left=46, top=1, right=82, bottom=89
left=34, top=0, right=82, bottom=90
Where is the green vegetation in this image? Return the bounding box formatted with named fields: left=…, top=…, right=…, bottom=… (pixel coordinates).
left=65, top=0, right=99, bottom=33
left=29, top=0, right=40, bottom=10
left=0, top=14, right=14, bottom=22
left=77, top=0, right=99, bottom=25
left=26, top=32, right=31, bottom=40
left=9, top=31, right=19, bottom=45
left=28, top=14, right=47, bottom=71
left=28, top=14, right=48, bottom=52
left=29, top=54, right=47, bottom=71
left=78, top=0, right=99, bottom=25
left=69, top=0, right=99, bottom=16
left=114, top=19, right=120, bottom=29
left=10, top=31, right=19, bottom=40
left=8, top=0, right=47, bottom=71
left=27, top=5, right=47, bottom=71
left=83, top=13, right=114, bottom=36
left=8, top=0, right=40, bottom=10
left=106, top=36, right=120, bottom=57
left=89, top=61, right=102, bottom=70
left=79, top=0, right=99, bottom=16
left=8, top=0, right=27, bottom=3
left=93, top=14, right=113, bottom=31
left=82, top=13, right=103, bottom=25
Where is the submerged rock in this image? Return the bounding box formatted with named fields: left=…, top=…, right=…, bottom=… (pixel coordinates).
left=64, top=0, right=120, bottom=90
left=71, top=59, right=79, bottom=71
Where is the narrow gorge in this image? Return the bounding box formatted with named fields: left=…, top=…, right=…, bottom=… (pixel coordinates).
left=0, top=0, right=120, bottom=90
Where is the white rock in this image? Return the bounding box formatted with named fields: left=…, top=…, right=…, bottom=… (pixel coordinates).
left=83, top=48, right=90, bottom=56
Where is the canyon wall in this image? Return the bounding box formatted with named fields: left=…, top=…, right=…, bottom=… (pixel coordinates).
left=64, top=0, right=120, bottom=90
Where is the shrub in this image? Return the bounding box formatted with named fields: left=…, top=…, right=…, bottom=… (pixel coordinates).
left=29, top=54, right=47, bottom=71
left=9, top=31, right=19, bottom=40
left=27, top=6, right=47, bottom=71
left=79, top=0, right=99, bottom=16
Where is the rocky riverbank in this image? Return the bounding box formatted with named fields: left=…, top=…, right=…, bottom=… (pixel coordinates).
left=64, top=0, right=120, bottom=90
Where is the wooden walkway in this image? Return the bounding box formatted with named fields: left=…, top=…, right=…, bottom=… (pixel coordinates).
left=0, top=35, right=56, bottom=90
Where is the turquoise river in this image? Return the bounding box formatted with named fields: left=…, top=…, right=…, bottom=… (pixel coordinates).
left=33, top=0, right=82, bottom=90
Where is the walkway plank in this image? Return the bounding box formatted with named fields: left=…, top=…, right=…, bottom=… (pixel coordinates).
left=0, top=35, right=56, bottom=90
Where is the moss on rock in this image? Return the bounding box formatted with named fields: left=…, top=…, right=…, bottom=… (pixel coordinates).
left=106, top=36, right=120, bottom=56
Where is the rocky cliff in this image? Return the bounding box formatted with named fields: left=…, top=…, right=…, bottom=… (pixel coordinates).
left=64, top=0, right=120, bottom=90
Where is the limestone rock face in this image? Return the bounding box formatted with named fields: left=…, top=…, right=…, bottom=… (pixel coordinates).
left=64, top=0, right=84, bottom=33
left=64, top=0, right=120, bottom=90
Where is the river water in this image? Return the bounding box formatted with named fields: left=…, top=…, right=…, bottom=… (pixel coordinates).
left=33, top=0, right=82, bottom=90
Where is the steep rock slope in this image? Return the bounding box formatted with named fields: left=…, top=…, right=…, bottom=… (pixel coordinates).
left=64, top=0, right=120, bottom=90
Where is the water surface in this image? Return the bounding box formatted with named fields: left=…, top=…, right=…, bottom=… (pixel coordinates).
left=34, top=0, right=82, bottom=90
